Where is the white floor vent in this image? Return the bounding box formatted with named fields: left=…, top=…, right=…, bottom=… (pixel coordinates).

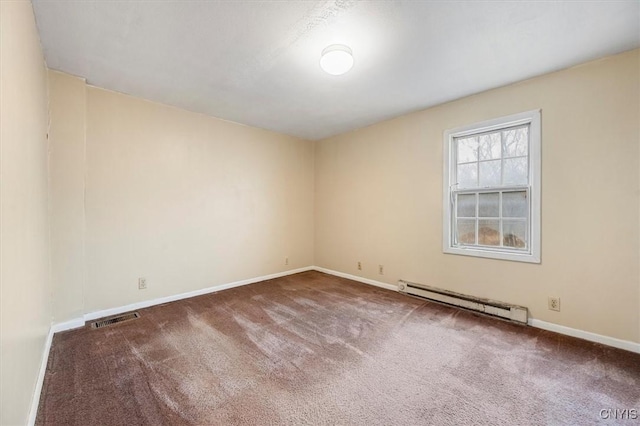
left=398, top=280, right=528, bottom=324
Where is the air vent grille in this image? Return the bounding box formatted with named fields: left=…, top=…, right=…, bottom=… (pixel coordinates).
left=91, top=312, right=140, bottom=329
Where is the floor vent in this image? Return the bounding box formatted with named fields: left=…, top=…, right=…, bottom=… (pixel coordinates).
left=398, top=280, right=528, bottom=324
left=91, top=312, right=140, bottom=329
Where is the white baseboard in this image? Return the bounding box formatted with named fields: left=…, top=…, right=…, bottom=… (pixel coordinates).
left=28, top=326, right=54, bottom=426
left=51, top=317, right=85, bottom=333
left=53, top=266, right=315, bottom=332
left=33, top=264, right=639, bottom=425
left=313, top=266, right=640, bottom=354
left=34, top=266, right=314, bottom=424
left=312, top=266, right=397, bottom=291
left=50, top=264, right=640, bottom=355
left=528, top=318, right=640, bottom=354
left=30, top=267, right=393, bottom=425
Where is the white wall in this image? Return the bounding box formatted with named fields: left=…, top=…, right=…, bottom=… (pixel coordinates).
left=0, top=1, right=53, bottom=424
left=73, top=86, right=314, bottom=314
left=315, top=50, right=640, bottom=343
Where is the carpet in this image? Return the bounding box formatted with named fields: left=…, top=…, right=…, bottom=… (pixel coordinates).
left=36, top=271, right=640, bottom=425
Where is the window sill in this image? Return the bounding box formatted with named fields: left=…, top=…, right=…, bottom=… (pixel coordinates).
left=444, top=246, right=540, bottom=264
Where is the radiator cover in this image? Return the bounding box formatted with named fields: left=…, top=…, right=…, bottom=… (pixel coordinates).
left=398, top=280, right=528, bottom=324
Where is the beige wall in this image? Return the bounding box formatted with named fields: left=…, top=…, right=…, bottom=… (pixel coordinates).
left=315, top=50, right=640, bottom=343
left=48, top=70, right=86, bottom=323
left=81, top=87, right=314, bottom=313
left=47, top=74, right=315, bottom=320
left=3, top=30, right=315, bottom=421
left=4, top=6, right=636, bottom=422
left=0, top=1, right=53, bottom=424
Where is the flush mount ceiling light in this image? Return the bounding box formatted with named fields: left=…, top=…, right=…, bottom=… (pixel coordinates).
left=320, top=44, right=354, bottom=76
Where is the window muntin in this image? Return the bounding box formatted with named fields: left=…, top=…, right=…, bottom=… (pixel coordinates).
left=454, top=189, right=528, bottom=250
left=443, top=110, right=540, bottom=263
left=454, top=124, right=529, bottom=190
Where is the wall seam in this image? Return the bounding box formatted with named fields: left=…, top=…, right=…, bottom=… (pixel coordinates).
left=81, top=82, right=87, bottom=322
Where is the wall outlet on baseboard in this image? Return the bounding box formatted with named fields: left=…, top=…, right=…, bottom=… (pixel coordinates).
left=357, top=261, right=362, bottom=270
left=548, top=297, right=560, bottom=311
left=138, top=278, right=147, bottom=290
left=378, top=265, right=384, bottom=275
left=285, top=257, right=289, bottom=266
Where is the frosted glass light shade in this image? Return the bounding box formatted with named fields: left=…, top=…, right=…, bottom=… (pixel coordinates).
left=320, top=44, right=354, bottom=76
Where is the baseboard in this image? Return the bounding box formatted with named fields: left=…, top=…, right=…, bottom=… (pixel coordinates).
left=33, top=265, right=639, bottom=425
left=312, top=266, right=640, bottom=354
left=528, top=318, right=640, bottom=354
left=51, top=317, right=85, bottom=333
left=52, top=266, right=315, bottom=331
left=312, top=266, right=397, bottom=291
left=27, top=326, right=54, bottom=426
left=53, top=266, right=640, bottom=356
left=49, top=264, right=640, bottom=355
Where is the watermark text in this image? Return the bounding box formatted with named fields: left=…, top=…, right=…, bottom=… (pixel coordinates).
left=599, top=409, right=638, bottom=420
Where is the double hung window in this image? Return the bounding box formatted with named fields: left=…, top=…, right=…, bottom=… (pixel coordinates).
left=443, top=110, right=541, bottom=263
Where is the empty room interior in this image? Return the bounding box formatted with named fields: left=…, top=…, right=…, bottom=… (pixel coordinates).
left=2, top=0, right=640, bottom=424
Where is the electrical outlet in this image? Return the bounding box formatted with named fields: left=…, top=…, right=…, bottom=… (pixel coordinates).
left=138, top=278, right=147, bottom=290
left=357, top=261, right=362, bottom=270
left=379, top=265, right=384, bottom=275
left=285, top=257, right=289, bottom=266
left=548, top=297, right=560, bottom=312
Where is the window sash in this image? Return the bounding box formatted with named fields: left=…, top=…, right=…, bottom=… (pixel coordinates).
left=453, top=123, right=530, bottom=190
left=451, top=187, right=530, bottom=252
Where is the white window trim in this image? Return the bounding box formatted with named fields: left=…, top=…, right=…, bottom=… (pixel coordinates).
left=442, top=110, right=541, bottom=263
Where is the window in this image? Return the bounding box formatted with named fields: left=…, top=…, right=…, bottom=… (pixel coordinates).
left=443, top=110, right=540, bottom=263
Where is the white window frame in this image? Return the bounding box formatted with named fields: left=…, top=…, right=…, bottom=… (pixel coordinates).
left=443, top=110, right=541, bottom=263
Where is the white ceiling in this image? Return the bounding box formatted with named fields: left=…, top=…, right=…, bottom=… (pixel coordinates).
left=32, top=1, right=640, bottom=140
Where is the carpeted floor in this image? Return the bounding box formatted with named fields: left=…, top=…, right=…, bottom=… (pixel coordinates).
left=36, top=271, right=640, bottom=425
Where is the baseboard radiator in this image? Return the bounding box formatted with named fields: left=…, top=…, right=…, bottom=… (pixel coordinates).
left=398, top=280, right=528, bottom=324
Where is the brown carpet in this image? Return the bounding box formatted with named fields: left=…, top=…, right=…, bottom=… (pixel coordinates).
left=36, top=271, right=640, bottom=425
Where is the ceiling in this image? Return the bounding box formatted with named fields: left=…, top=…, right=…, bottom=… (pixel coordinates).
left=32, top=1, right=640, bottom=141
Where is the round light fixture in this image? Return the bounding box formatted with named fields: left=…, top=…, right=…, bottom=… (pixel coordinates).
left=320, top=44, right=354, bottom=76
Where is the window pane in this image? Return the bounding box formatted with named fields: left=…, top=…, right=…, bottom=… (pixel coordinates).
left=457, top=163, right=478, bottom=188
left=478, top=192, right=499, bottom=217
left=478, top=220, right=500, bottom=246
left=479, top=160, right=501, bottom=187
left=503, top=157, right=528, bottom=185
left=502, top=191, right=527, bottom=218
left=503, top=127, right=528, bottom=157
left=479, top=133, right=501, bottom=160
left=457, top=219, right=476, bottom=245
left=457, top=193, right=476, bottom=217
left=503, top=220, right=527, bottom=248
left=457, top=137, right=478, bottom=163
